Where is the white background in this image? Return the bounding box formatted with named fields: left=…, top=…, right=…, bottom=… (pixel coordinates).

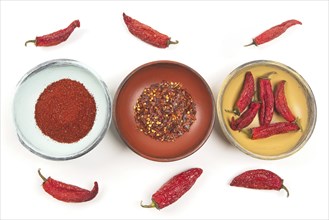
left=1, top=1, right=328, bottom=219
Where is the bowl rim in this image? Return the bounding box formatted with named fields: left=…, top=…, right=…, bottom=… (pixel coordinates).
left=217, top=59, right=317, bottom=160
left=13, top=58, right=112, bottom=160
left=113, top=60, right=215, bottom=162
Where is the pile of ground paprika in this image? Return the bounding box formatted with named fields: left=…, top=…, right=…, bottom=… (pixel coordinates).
left=34, top=78, right=96, bottom=143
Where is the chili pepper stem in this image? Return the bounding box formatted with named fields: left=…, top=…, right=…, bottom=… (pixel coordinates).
left=295, top=117, right=303, bottom=132
left=225, top=109, right=240, bottom=116
left=244, top=40, right=256, bottom=47
left=281, top=184, right=290, bottom=197
left=260, top=71, right=277, bottom=79
left=140, top=200, right=157, bottom=209
left=38, top=168, right=47, bottom=182
left=25, top=40, right=36, bottom=46
left=168, top=40, right=179, bottom=45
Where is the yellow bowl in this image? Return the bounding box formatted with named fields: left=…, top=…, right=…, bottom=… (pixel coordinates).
left=217, top=60, right=317, bottom=159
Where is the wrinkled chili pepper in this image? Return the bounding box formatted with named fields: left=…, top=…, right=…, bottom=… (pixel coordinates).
left=250, top=121, right=300, bottom=139
left=230, top=169, right=289, bottom=197
left=38, top=169, right=98, bottom=202
left=25, top=20, right=80, bottom=46
left=123, top=13, right=178, bottom=48
left=230, top=102, right=260, bottom=131
left=245, top=19, right=302, bottom=46
left=227, top=71, right=255, bottom=116
left=258, top=73, right=275, bottom=125
left=141, top=168, right=202, bottom=209
left=274, top=80, right=296, bottom=122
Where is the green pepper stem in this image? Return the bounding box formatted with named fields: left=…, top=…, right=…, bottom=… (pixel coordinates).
left=140, top=200, right=156, bottom=208
left=259, top=71, right=277, bottom=79
left=168, top=40, right=179, bottom=45
left=25, top=40, right=36, bottom=47
left=38, top=168, right=47, bottom=182
left=281, top=184, right=290, bottom=197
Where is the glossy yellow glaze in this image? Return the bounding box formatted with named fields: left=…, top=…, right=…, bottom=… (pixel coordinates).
left=221, top=64, right=309, bottom=157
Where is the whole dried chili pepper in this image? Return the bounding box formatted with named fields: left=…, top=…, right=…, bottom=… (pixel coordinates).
left=140, top=168, right=202, bottom=209
left=274, top=80, right=296, bottom=122
left=230, top=102, right=260, bottom=131
left=250, top=121, right=300, bottom=139
left=226, top=71, right=255, bottom=116
left=230, top=169, right=289, bottom=197
left=245, top=19, right=302, bottom=46
left=258, top=72, right=276, bottom=125
left=25, top=20, right=80, bottom=47
left=38, top=169, right=98, bottom=202
left=123, top=13, right=178, bottom=48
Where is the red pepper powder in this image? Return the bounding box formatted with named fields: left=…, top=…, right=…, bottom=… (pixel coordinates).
left=35, top=79, right=96, bottom=143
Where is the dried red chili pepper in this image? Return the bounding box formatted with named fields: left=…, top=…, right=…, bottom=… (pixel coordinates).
left=274, top=80, right=296, bottom=122
left=230, top=102, right=260, bottom=131
left=245, top=19, right=302, bottom=46
left=230, top=169, right=289, bottom=197
left=258, top=74, right=275, bottom=125
left=140, top=168, right=202, bottom=209
left=123, top=13, right=178, bottom=48
left=25, top=20, right=80, bottom=46
left=38, top=169, right=98, bottom=202
left=227, top=71, right=255, bottom=116
left=250, top=121, right=300, bottom=139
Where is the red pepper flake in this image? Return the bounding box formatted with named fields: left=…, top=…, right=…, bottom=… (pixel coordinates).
left=25, top=20, right=80, bottom=47
left=123, top=13, right=178, bottom=48
left=141, top=168, right=203, bottom=209
left=34, top=78, right=96, bottom=143
left=38, top=169, right=98, bottom=202
left=134, top=81, right=196, bottom=142
left=230, top=169, right=289, bottom=197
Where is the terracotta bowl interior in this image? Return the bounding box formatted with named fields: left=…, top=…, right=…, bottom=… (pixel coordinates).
left=114, top=61, right=215, bottom=162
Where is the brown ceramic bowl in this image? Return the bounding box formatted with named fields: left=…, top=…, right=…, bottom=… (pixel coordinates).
left=113, top=60, right=215, bottom=162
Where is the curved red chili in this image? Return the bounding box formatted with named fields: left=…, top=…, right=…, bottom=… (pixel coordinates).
left=123, top=13, right=178, bottom=48
left=250, top=121, right=300, bottom=139
left=140, top=168, right=202, bottom=209
left=230, top=102, right=260, bottom=131
left=230, top=169, right=289, bottom=197
left=38, top=169, right=98, bottom=202
left=274, top=80, right=296, bottom=122
left=227, top=71, right=255, bottom=116
left=245, top=19, right=302, bottom=46
left=25, top=20, right=80, bottom=47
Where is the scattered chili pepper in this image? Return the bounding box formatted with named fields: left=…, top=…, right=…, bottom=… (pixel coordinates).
left=250, top=121, right=300, bottom=139
left=230, top=169, right=289, bottom=197
left=140, top=168, right=202, bottom=209
left=25, top=20, right=80, bottom=47
left=226, top=71, right=255, bottom=116
left=35, top=79, right=96, bottom=143
left=123, top=13, right=178, bottom=48
left=38, top=169, right=98, bottom=202
left=274, top=80, right=296, bottom=122
left=245, top=19, right=302, bottom=46
left=134, top=81, right=196, bottom=142
left=230, top=102, right=260, bottom=131
left=258, top=74, right=275, bottom=125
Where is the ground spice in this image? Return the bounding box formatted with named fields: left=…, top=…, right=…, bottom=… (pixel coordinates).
left=35, top=78, right=96, bottom=143
left=134, top=81, right=196, bottom=142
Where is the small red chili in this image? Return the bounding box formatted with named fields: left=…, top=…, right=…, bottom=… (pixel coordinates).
left=25, top=20, right=80, bottom=47
left=274, top=80, right=296, bottom=122
left=245, top=19, right=302, bottom=46
left=258, top=73, right=275, bottom=125
left=38, top=169, right=98, bottom=202
left=227, top=71, right=255, bottom=116
left=123, top=13, right=178, bottom=48
left=140, top=168, right=202, bottom=209
left=230, top=102, right=260, bottom=131
left=230, top=169, right=289, bottom=197
left=250, top=121, right=300, bottom=139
